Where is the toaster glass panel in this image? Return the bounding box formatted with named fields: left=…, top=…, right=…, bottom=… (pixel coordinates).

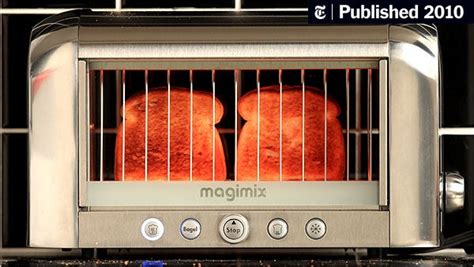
left=84, top=61, right=384, bottom=207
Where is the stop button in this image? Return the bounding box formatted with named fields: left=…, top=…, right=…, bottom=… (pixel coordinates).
left=219, top=214, right=249, bottom=244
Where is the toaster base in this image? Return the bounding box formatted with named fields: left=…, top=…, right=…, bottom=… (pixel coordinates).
left=78, top=210, right=389, bottom=248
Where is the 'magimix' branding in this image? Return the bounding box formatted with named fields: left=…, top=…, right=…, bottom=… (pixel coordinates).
left=200, top=184, right=267, bottom=202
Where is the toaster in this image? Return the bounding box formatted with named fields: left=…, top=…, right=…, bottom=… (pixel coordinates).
left=28, top=10, right=470, bottom=252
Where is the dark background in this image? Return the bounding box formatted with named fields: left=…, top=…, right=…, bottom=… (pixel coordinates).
left=1, top=0, right=474, bottom=250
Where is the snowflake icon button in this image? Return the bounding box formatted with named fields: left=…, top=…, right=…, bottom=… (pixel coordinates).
left=305, top=218, right=326, bottom=240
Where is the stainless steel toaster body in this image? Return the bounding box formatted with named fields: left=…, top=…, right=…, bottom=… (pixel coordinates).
left=28, top=12, right=440, bottom=249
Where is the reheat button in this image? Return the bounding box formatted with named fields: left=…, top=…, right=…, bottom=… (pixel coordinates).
left=141, top=218, right=164, bottom=241
left=219, top=214, right=249, bottom=244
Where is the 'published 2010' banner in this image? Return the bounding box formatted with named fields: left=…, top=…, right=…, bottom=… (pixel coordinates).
left=308, top=0, right=474, bottom=24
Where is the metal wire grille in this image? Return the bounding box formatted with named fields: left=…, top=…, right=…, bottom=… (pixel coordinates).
left=88, top=66, right=379, bottom=182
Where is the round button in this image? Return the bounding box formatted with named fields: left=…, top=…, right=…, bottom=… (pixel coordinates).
left=141, top=218, right=164, bottom=241
left=180, top=218, right=201, bottom=240
left=267, top=218, right=288, bottom=240
left=219, top=214, right=249, bottom=244
left=305, top=218, right=326, bottom=240
left=223, top=219, right=244, bottom=239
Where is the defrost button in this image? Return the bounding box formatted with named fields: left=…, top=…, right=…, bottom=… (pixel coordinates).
left=268, top=218, right=288, bottom=240
left=306, top=218, right=326, bottom=240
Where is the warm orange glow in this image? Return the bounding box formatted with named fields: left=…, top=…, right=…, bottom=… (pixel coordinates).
left=31, top=68, right=55, bottom=97
left=115, top=88, right=226, bottom=181
left=237, top=85, right=345, bottom=181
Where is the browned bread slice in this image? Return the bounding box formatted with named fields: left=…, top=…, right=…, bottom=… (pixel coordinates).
left=237, top=85, right=345, bottom=181
left=115, top=87, right=226, bottom=181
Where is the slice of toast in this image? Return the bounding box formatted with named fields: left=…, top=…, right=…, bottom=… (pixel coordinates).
left=115, top=87, right=226, bottom=181
left=237, top=85, right=345, bottom=181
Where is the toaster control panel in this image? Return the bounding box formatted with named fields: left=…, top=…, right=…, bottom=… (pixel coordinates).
left=139, top=215, right=325, bottom=243
left=79, top=211, right=389, bottom=247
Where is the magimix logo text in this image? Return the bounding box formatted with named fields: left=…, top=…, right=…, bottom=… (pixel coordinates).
left=200, top=184, right=267, bottom=202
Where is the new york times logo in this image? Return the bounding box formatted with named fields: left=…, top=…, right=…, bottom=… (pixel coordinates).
left=314, top=5, right=327, bottom=20
left=200, top=184, right=267, bottom=202
left=309, top=1, right=470, bottom=24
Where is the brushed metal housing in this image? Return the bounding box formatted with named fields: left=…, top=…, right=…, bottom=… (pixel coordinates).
left=28, top=14, right=440, bottom=249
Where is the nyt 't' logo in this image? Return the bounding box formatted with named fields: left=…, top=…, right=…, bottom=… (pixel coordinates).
left=314, top=5, right=327, bottom=20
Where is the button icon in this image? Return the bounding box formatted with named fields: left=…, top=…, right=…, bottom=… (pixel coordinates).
left=219, top=214, right=249, bottom=244
left=180, top=218, right=201, bottom=240
left=148, top=224, right=158, bottom=236
left=305, top=218, right=326, bottom=240
left=141, top=218, right=164, bottom=241
left=267, top=218, right=288, bottom=240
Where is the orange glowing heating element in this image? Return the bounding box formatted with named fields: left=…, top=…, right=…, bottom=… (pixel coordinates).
left=237, top=85, right=345, bottom=181
left=114, top=88, right=227, bottom=181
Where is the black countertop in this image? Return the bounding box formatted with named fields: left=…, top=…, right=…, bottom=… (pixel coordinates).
left=2, top=249, right=474, bottom=266
left=1, top=258, right=474, bottom=267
